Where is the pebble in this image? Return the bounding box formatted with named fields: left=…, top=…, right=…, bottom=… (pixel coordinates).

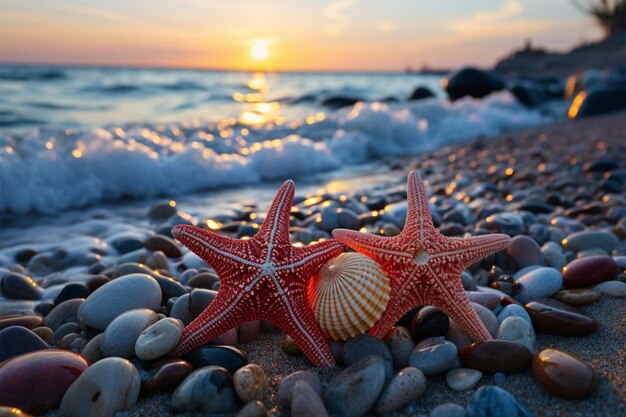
left=446, top=368, right=483, bottom=392
left=53, top=283, right=90, bottom=306
left=410, top=306, right=450, bottom=342
left=408, top=337, right=458, bottom=376
left=234, top=364, right=269, bottom=403
left=554, top=288, right=602, bottom=305
left=525, top=299, right=597, bottom=336
left=59, top=333, right=80, bottom=350
left=0, top=273, right=42, bottom=300
left=466, top=385, right=534, bottom=417
left=496, top=316, right=536, bottom=352
left=291, top=380, right=329, bottom=417
left=148, top=201, right=177, bottom=219
left=278, top=370, right=322, bottom=411
left=460, top=340, right=532, bottom=374
left=383, top=326, right=415, bottom=369
left=237, top=400, right=269, bottom=417
left=144, top=234, right=183, bottom=258
left=430, top=403, right=467, bottom=417
left=467, top=292, right=501, bottom=310
left=0, top=314, right=43, bottom=330
left=0, top=326, right=50, bottom=362
left=182, top=345, right=248, bottom=374
left=169, top=293, right=195, bottom=325
left=484, top=212, right=525, bottom=235
left=187, top=272, right=219, bottom=289
left=323, top=355, right=386, bottom=417
left=135, top=358, right=194, bottom=394
left=514, top=267, right=562, bottom=304
left=541, top=246, right=567, bottom=270
left=562, top=231, right=620, bottom=253
left=59, top=357, right=141, bottom=417
left=507, top=235, right=543, bottom=268
left=470, top=302, right=498, bottom=336
left=32, top=326, right=54, bottom=345
left=135, top=317, right=182, bottom=360
left=45, top=298, right=83, bottom=330
left=152, top=275, right=187, bottom=304
left=189, top=288, right=218, bottom=315
left=532, top=348, right=597, bottom=399
left=238, top=320, right=261, bottom=343
left=282, top=335, right=302, bottom=355
left=80, top=333, right=104, bottom=363
left=496, top=304, right=531, bottom=325
left=593, top=280, right=626, bottom=297
left=373, top=367, right=427, bottom=414
left=53, top=322, right=81, bottom=343
left=0, top=350, right=88, bottom=415
left=78, top=274, right=162, bottom=330
left=342, top=334, right=394, bottom=379
left=562, top=255, right=617, bottom=289
left=100, top=308, right=158, bottom=358
left=171, top=366, right=237, bottom=413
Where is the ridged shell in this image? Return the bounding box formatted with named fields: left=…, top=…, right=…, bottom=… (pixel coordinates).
left=308, top=252, right=390, bottom=341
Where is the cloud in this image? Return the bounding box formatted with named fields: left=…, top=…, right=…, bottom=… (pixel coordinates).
left=52, top=3, right=146, bottom=26
left=377, top=20, right=396, bottom=33
left=324, top=0, right=358, bottom=36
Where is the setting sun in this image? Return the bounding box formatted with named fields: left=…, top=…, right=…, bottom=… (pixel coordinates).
left=251, top=42, right=268, bottom=61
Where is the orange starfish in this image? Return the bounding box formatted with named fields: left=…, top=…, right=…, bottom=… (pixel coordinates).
left=171, top=180, right=343, bottom=366
left=333, top=171, right=511, bottom=340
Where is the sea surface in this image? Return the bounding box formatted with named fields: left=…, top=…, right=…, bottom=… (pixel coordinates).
left=0, top=65, right=549, bottom=216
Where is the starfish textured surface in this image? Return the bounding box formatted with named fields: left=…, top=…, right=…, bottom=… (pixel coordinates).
left=333, top=170, right=512, bottom=340
left=171, top=180, right=344, bottom=366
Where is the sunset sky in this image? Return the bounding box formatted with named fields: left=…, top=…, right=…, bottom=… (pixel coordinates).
left=0, top=0, right=603, bottom=71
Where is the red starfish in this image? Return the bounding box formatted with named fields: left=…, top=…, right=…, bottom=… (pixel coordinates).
left=333, top=171, right=511, bottom=341
left=171, top=180, right=343, bottom=366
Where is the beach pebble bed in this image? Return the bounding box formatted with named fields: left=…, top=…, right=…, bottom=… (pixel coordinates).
left=0, top=114, right=624, bottom=417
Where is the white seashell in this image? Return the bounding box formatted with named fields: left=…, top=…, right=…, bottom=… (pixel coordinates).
left=308, top=252, right=390, bottom=341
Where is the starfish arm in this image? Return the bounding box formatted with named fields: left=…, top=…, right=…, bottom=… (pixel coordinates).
left=172, top=224, right=261, bottom=278
left=436, top=234, right=512, bottom=268
left=402, top=170, right=435, bottom=239
left=332, top=229, right=411, bottom=266
left=172, top=290, right=251, bottom=356
left=278, top=239, right=345, bottom=277
left=254, top=179, right=295, bottom=245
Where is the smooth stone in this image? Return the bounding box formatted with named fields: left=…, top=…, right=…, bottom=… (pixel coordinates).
left=78, top=274, right=161, bottom=330
left=554, top=288, right=602, bottom=305
left=148, top=201, right=177, bottom=219
left=53, top=283, right=90, bottom=306
left=0, top=350, right=88, bottom=415
left=80, top=333, right=103, bottom=363
left=171, top=365, right=237, bottom=413
left=292, top=380, right=329, bottom=417
left=110, top=234, right=145, bottom=254
left=135, top=317, right=182, bottom=360
left=461, top=340, right=532, bottom=374
left=169, top=293, right=195, bottom=325
left=593, top=280, right=626, bottom=297
left=59, top=357, right=141, bottom=417
left=59, top=333, right=80, bottom=350
left=278, top=370, right=322, bottom=411
left=408, top=86, right=435, bottom=100
left=562, top=231, right=620, bottom=252
left=0, top=326, right=50, bottom=362
left=135, top=358, right=194, bottom=394
left=0, top=273, right=42, bottom=300
left=541, top=246, right=567, bottom=270
left=496, top=316, right=536, bottom=352
left=0, top=300, right=36, bottom=317
left=467, top=292, right=501, bottom=310
left=282, top=335, right=302, bottom=356
left=323, top=355, right=386, bottom=417
left=234, top=364, right=269, bottom=403
left=113, top=262, right=153, bottom=278
left=471, top=302, right=498, bottom=336
left=496, top=304, right=531, bottom=325
left=53, top=322, right=81, bottom=343
left=484, top=212, right=525, bottom=235
left=507, top=236, right=543, bottom=268
left=153, top=275, right=187, bottom=305
left=147, top=250, right=169, bottom=270
left=32, top=326, right=54, bottom=345
left=525, top=299, right=597, bottom=336
left=514, top=267, right=562, bottom=304
left=101, top=308, right=158, bottom=358
left=467, top=385, right=534, bottom=417
left=374, top=367, right=426, bottom=414
left=430, top=403, right=467, bottom=417
left=532, top=348, right=597, bottom=399
left=187, top=272, right=220, bottom=289
left=446, top=368, right=482, bottom=392
left=512, top=265, right=541, bottom=281
left=410, top=306, right=450, bottom=343
left=342, top=334, right=394, bottom=379
left=383, top=326, right=415, bottom=369
left=182, top=345, right=248, bottom=374
left=189, top=288, right=218, bottom=315
left=443, top=67, right=505, bottom=101
left=144, top=234, right=183, bottom=258
left=0, top=314, right=43, bottom=330
left=237, top=400, right=269, bottom=417
left=238, top=320, right=261, bottom=343
left=562, top=255, right=617, bottom=289
left=408, top=337, right=458, bottom=376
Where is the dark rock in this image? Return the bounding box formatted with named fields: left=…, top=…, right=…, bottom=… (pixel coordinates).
left=0, top=326, right=50, bottom=362
left=171, top=366, right=237, bottom=413
left=0, top=272, right=42, bottom=300
left=0, top=315, right=43, bottom=330
left=182, top=345, right=248, bottom=374
left=443, top=67, right=506, bottom=101
left=562, top=255, right=617, bottom=289
left=525, top=299, right=597, bottom=336
left=569, top=85, right=626, bottom=119
left=408, top=86, right=435, bottom=101
left=342, top=334, right=393, bottom=379
left=135, top=358, right=194, bottom=394
left=321, top=96, right=361, bottom=109
left=460, top=340, right=532, bottom=374
left=53, top=283, right=90, bottom=306
left=467, top=385, right=534, bottom=417
left=532, top=348, right=596, bottom=399
left=410, top=306, right=449, bottom=343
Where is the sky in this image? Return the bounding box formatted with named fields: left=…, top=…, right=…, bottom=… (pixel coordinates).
left=0, top=0, right=604, bottom=71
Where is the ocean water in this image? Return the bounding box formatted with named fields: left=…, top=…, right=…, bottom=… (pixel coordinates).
left=0, top=65, right=548, bottom=215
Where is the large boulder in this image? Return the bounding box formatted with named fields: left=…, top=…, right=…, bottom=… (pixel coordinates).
left=442, top=67, right=506, bottom=101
